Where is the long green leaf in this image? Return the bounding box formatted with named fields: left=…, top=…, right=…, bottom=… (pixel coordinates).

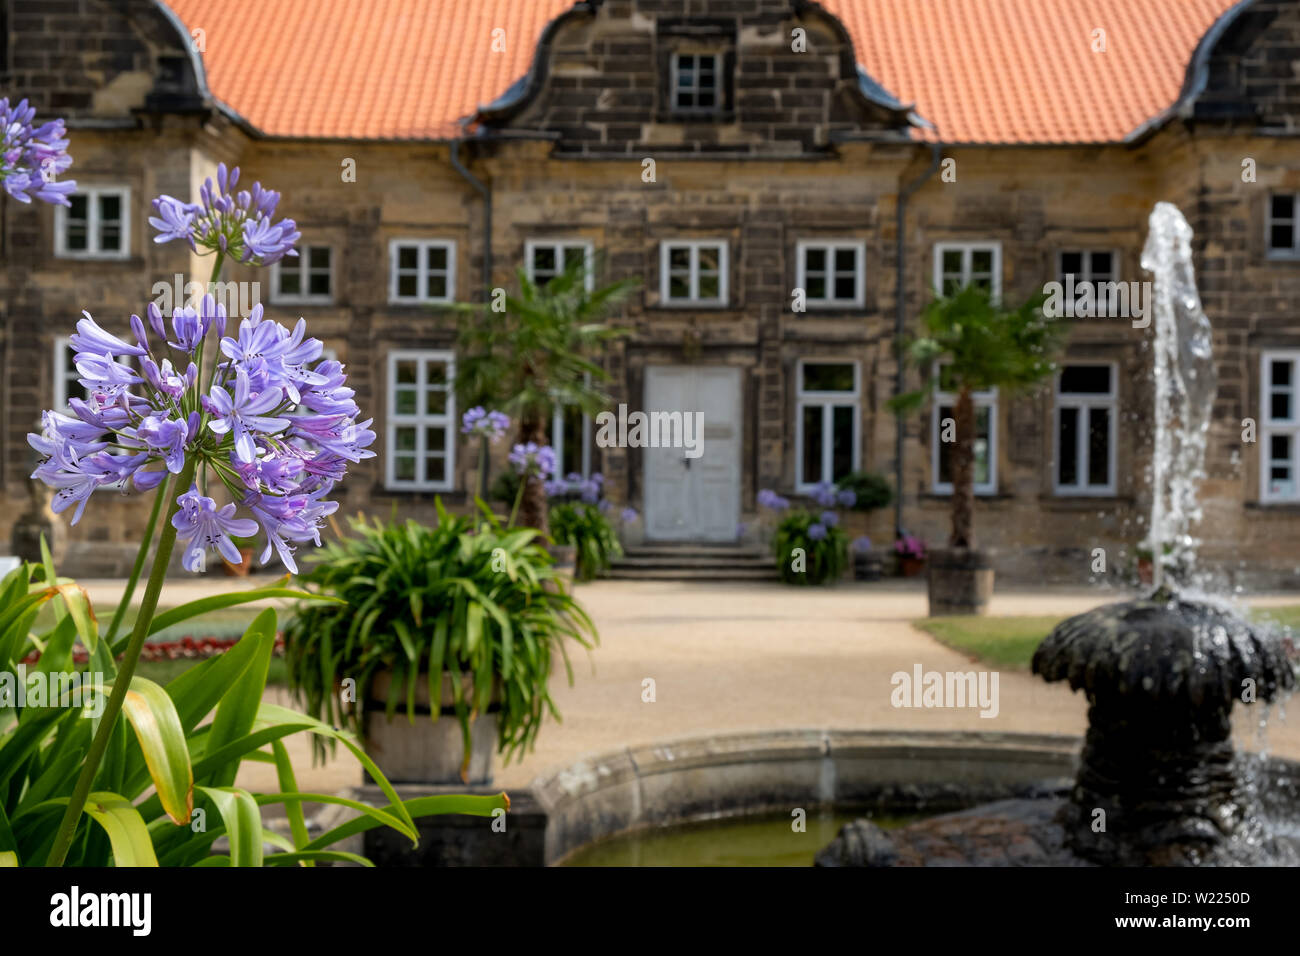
left=195, top=786, right=262, bottom=867
left=120, top=676, right=193, bottom=825
left=202, top=608, right=277, bottom=787
left=83, top=792, right=159, bottom=866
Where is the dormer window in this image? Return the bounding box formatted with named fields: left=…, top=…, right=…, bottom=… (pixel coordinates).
left=672, top=53, right=721, bottom=114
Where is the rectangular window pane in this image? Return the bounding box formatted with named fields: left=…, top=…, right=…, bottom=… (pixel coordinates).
left=802, top=406, right=823, bottom=485
left=831, top=405, right=853, bottom=481
left=394, top=427, right=417, bottom=452
left=309, top=269, right=331, bottom=296
left=1271, top=195, right=1294, bottom=220
left=395, top=360, right=417, bottom=385
left=1058, top=407, right=1078, bottom=486
left=562, top=406, right=585, bottom=476
left=424, top=456, right=446, bottom=484
left=1059, top=251, right=1083, bottom=276
left=974, top=407, right=991, bottom=485
left=805, top=248, right=825, bottom=273
left=395, top=390, right=417, bottom=415
left=398, top=246, right=418, bottom=270
left=1088, top=407, right=1110, bottom=487
left=425, top=273, right=447, bottom=299
left=1272, top=392, right=1291, bottom=421
left=806, top=275, right=827, bottom=299
left=1271, top=360, right=1292, bottom=387
left=425, top=426, right=446, bottom=454
left=833, top=274, right=856, bottom=300
left=426, top=247, right=447, bottom=271
left=424, top=389, right=447, bottom=415
left=1272, top=224, right=1294, bottom=250
left=280, top=267, right=302, bottom=297
left=1059, top=365, right=1111, bottom=394
left=1090, top=251, right=1114, bottom=278
left=697, top=274, right=719, bottom=300
left=938, top=404, right=953, bottom=484
left=971, top=249, right=993, bottom=274
left=802, top=363, right=854, bottom=393
left=395, top=456, right=416, bottom=481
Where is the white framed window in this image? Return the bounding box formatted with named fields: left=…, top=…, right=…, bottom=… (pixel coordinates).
left=388, top=240, right=455, bottom=304
left=931, top=365, right=997, bottom=495
left=795, top=360, right=859, bottom=491
left=660, top=240, right=727, bottom=306
left=52, top=337, right=82, bottom=412
left=386, top=350, right=456, bottom=491
left=272, top=245, right=333, bottom=303
left=1057, top=250, right=1118, bottom=285
left=934, top=242, right=1001, bottom=300
left=1261, top=350, right=1300, bottom=502
left=54, top=187, right=130, bottom=259
left=796, top=240, right=865, bottom=308
left=552, top=405, right=594, bottom=479
left=671, top=53, right=721, bottom=113
left=1268, top=195, right=1299, bottom=258
left=1053, top=363, right=1117, bottom=496
left=525, top=239, right=594, bottom=291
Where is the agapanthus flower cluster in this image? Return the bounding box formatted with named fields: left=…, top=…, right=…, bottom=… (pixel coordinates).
left=0, top=97, right=75, bottom=206
left=851, top=535, right=873, bottom=554
left=545, top=471, right=604, bottom=503
left=149, top=163, right=299, bottom=265
left=809, top=480, right=855, bottom=509
left=757, top=488, right=790, bottom=511
left=28, top=296, right=374, bottom=574
left=509, top=442, right=557, bottom=479
left=461, top=406, right=510, bottom=442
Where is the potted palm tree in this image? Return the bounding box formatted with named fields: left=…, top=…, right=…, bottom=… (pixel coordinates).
left=890, top=284, right=1064, bottom=615
left=454, top=258, right=636, bottom=535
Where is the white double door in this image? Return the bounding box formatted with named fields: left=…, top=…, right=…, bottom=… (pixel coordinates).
left=643, top=366, right=741, bottom=542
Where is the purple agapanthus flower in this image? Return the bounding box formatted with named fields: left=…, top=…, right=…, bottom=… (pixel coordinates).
left=206, top=369, right=289, bottom=464
left=0, top=98, right=75, bottom=206
left=837, top=489, right=857, bottom=508
left=851, top=535, right=873, bottom=554
left=509, top=442, right=557, bottom=479
left=461, top=406, right=510, bottom=442
left=757, top=488, right=790, bottom=511
left=150, top=163, right=299, bottom=265
left=172, top=486, right=259, bottom=572
left=811, top=481, right=838, bottom=509
left=620, top=507, right=639, bottom=524
left=808, top=523, right=828, bottom=541
left=820, top=510, right=839, bottom=527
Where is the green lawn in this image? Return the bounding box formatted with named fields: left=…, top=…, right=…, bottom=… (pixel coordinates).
left=917, top=606, right=1300, bottom=671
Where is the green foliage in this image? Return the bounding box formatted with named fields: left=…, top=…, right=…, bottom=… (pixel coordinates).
left=550, top=502, right=623, bottom=581
left=0, top=563, right=506, bottom=866
left=888, top=284, right=1064, bottom=413
left=773, top=511, right=849, bottom=585
left=454, top=256, right=638, bottom=425
left=836, top=470, right=894, bottom=512
left=282, top=500, right=599, bottom=769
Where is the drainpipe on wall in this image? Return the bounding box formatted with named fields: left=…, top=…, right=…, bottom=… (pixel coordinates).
left=449, top=139, right=492, bottom=297
left=893, top=142, right=943, bottom=539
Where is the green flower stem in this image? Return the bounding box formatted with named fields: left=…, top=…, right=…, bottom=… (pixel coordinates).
left=478, top=437, right=489, bottom=500
left=102, top=481, right=167, bottom=645
left=508, top=473, right=525, bottom=529
left=45, top=455, right=198, bottom=866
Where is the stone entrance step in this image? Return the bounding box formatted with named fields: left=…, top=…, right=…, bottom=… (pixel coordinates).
left=606, top=544, right=777, bottom=581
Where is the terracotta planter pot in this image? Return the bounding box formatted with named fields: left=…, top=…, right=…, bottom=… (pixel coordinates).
left=927, top=548, right=994, bottom=616
left=364, top=671, right=500, bottom=785
left=221, top=547, right=254, bottom=577
left=896, top=555, right=926, bottom=578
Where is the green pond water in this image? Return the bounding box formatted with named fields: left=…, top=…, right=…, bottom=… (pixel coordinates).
left=561, top=809, right=917, bottom=867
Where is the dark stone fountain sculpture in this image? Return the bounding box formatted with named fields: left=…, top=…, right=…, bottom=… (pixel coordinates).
left=1032, top=595, right=1294, bottom=865
left=817, top=203, right=1300, bottom=868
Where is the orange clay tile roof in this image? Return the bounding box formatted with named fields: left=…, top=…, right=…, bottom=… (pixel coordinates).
left=163, top=0, right=1240, bottom=144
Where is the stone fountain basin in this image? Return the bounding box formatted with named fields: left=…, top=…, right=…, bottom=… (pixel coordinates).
left=533, top=729, right=1080, bottom=865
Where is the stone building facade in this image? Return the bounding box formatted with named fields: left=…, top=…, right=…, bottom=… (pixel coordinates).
left=1, top=0, right=1298, bottom=585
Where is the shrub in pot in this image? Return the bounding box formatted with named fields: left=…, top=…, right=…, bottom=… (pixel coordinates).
left=889, top=284, right=1065, bottom=615
left=773, top=508, right=849, bottom=585
left=547, top=473, right=623, bottom=582
left=284, top=501, right=598, bottom=785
